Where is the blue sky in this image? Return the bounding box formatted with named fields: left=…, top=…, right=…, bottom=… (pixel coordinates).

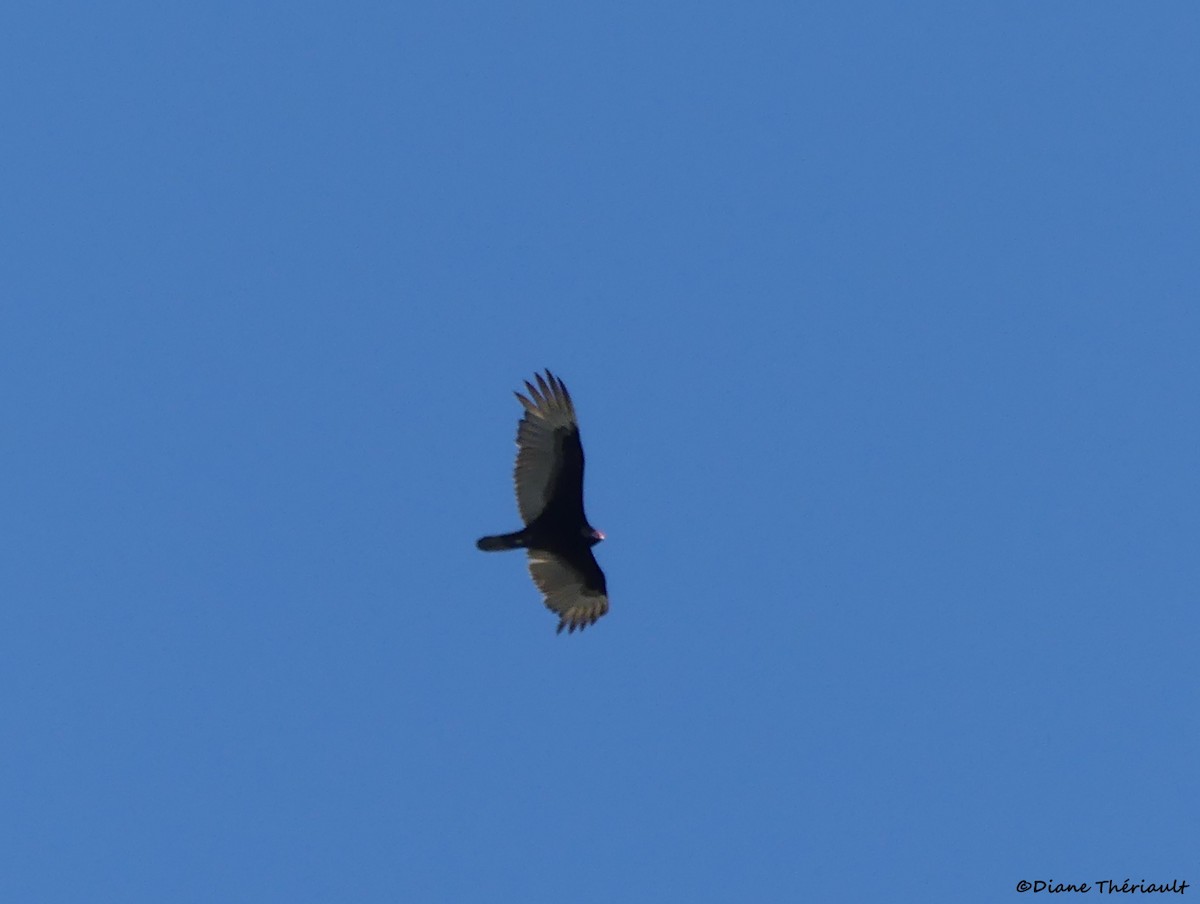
left=2, top=3, right=1197, bottom=902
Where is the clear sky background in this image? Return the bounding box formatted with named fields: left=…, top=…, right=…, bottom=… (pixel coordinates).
left=2, top=3, right=1197, bottom=902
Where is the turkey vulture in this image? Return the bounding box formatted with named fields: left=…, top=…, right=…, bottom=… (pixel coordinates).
left=476, top=370, right=608, bottom=633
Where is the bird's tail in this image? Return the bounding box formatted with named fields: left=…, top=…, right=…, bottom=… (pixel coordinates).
left=476, top=530, right=527, bottom=552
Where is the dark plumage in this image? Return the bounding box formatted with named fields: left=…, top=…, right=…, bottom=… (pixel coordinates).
left=476, top=370, right=608, bottom=633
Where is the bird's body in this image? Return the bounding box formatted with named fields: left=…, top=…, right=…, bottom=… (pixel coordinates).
left=477, top=371, right=608, bottom=633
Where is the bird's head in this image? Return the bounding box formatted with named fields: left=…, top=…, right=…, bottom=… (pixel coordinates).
left=585, top=526, right=605, bottom=547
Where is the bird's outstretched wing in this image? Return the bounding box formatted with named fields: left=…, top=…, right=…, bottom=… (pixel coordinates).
left=512, top=370, right=585, bottom=525
left=527, top=548, right=609, bottom=634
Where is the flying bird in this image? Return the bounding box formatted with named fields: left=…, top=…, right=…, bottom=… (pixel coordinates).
left=477, top=370, right=608, bottom=633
